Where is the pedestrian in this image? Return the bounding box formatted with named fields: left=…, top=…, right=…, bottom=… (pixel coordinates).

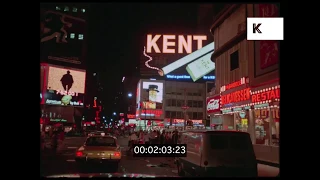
left=144, top=132, right=150, bottom=145
left=128, top=132, right=138, bottom=153
left=160, top=130, right=165, bottom=144
left=51, top=130, right=58, bottom=153
left=172, top=130, right=179, bottom=144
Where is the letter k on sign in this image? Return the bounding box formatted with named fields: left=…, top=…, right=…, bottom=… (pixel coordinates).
left=247, top=17, right=284, bottom=40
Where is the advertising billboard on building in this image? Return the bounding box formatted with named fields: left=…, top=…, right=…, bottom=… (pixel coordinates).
left=141, top=34, right=215, bottom=82
left=206, top=95, right=220, bottom=114
left=41, top=105, right=75, bottom=124
left=136, top=80, right=165, bottom=120
left=42, top=64, right=86, bottom=106
left=40, top=8, right=86, bottom=68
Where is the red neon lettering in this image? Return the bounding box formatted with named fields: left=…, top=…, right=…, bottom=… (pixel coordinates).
left=93, top=99, right=97, bottom=107
left=221, top=88, right=251, bottom=105
left=251, top=88, right=280, bottom=103
left=226, top=81, right=242, bottom=90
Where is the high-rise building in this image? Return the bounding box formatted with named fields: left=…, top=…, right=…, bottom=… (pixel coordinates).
left=40, top=3, right=89, bottom=132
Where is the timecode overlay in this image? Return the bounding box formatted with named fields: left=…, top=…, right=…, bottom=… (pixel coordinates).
left=132, top=144, right=187, bottom=157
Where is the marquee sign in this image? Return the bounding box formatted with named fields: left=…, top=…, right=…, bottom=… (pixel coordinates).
left=146, top=34, right=207, bottom=54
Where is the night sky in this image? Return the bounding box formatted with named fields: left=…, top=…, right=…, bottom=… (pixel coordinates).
left=86, top=3, right=199, bottom=113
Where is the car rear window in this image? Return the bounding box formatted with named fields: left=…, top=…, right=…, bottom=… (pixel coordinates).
left=210, top=133, right=251, bottom=150
left=85, top=137, right=116, bottom=147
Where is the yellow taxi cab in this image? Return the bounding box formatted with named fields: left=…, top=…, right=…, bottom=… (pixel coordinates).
left=75, top=133, right=121, bottom=171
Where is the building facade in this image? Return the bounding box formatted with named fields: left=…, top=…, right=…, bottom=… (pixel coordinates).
left=164, top=81, right=206, bottom=130
left=40, top=3, right=88, bottom=132
left=209, top=4, right=280, bottom=164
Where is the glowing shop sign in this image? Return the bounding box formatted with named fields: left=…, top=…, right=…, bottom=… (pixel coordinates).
left=221, top=88, right=251, bottom=106
left=251, top=88, right=280, bottom=103
left=166, top=74, right=215, bottom=80
left=220, top=77, right=248, bottom=92
left=146, top=34, right=207, bottom=54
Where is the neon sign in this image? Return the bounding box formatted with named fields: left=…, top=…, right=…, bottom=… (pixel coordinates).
left=146, top=34, right=207, bottom=54
left=207, top=96, right=220, bottom=113
left=166, top=74, right=215, bottom=80
left=141, top=109, right=163, bottom=117
left=127, top=114, right=135, bottom=119
left=220, top=77, right=249, bottom=92
left=45, top=99, right=83, bottom=106
left=56, top=90, right=79, bottom=96
left=221, top=88, right=251, bottom=106
left=173, top=119, right=203, bottom=124
left=251, top=88, right=280, bottom=103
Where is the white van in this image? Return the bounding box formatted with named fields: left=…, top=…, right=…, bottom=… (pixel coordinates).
left=176, top=130, right=257, bottom=177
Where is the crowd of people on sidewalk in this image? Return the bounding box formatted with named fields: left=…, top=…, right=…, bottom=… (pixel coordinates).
left=40, top=127, right=65, bottom=153
left=127, top=129, right=179, bottom=152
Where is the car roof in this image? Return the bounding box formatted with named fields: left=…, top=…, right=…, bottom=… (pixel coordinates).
left=181, top=130, right=250, bottom=135
left=87, top=135, right=117, bottom=139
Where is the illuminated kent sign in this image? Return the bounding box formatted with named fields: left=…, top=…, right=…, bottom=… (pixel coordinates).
left=146, top=34, right=208, bottom=54
left=166, top=74, right=215, bottom=80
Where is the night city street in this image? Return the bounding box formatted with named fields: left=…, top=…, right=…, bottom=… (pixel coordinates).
left=41, top=3, right=281, bottom=177
left=40, top=137, right=278, bottom=177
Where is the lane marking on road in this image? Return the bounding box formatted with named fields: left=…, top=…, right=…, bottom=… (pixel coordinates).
left=66, top=159, right=76, bottom=162
left=67, top=147, right=78, bottom=149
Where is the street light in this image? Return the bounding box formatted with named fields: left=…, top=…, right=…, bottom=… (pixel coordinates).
left=113, top=112, right=116, bottom=115
left=128, top=93, right=132, bottom=97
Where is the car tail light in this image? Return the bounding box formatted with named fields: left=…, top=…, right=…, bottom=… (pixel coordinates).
left=204, top=161, right=208, bottom=166
left=114, top=152, right=120, bottom=157
left=76, top=151, right=83, bottom=157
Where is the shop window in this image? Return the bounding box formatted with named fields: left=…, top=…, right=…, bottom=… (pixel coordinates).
left=230, top=50, right=239, bottom=71
left=271, top=108, right=280, bottom=146
left=235, top=111, right=249, bottom=132
left=254, top=109, right=270, bottom=145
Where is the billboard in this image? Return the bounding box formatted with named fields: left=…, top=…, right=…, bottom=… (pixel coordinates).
left=141, top=34, right=215, bottom=82
left=136, top=80, right=165, bottom=120
left=41, top=105, right=75, bottom=123
left=40, top=9, right=86, bottom=68
left=43, top=64, right=86, bottom=106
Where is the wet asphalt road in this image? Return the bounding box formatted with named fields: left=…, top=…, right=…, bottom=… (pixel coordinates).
left=40, top=136, right=279, bottom=177
left=40, top=136, right=178, bottom=177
